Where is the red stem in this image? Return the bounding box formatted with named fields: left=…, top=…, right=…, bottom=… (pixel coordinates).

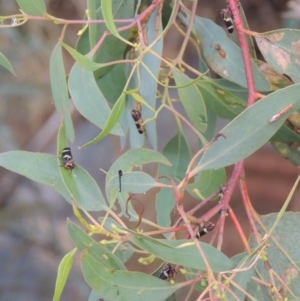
left=228, top=0, right=257, bottom=106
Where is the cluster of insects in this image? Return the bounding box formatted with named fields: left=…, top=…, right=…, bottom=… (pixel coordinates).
left=131, top=102, right=145, bottom=134
left=221, top=0, right=241, bottom=33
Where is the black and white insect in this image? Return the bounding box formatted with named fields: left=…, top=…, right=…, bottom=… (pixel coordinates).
left=221, top=7, right=234, bottom=33
left=118, top=170, right=123, bottom=192
left=220, top=1, right=241, bottom=33
left=196, top=221, right=215, bottom=238
left=159, top=263, right=176, bottom=282
left=131, top=109, right=145, bottom=134
left=61, top=147, right=75, bottom=171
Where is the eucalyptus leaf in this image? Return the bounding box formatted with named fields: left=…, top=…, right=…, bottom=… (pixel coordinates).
left=137, top=6, right=163, bottom=150
left=67, top=220, right=126, bottom=270
left=0, top=151, right=70, bottom=201
left=156, top=132, right=191, bottom=229
left=16, top=0, right=46, bottom=16
left=82, top=251, right=183, bottom=301
left=107, top=171, right=159, bottom=194
left=58, top=126, right=107, bottom=211
left=50, top=43, right=75, bottom=142
left=173, top=68, right=207, bottom=133
left=199, top=83, right=300, bottom=170
left=62, top=42, right=105, bottom=71
left=53, top=248, right=77, bottom=301
left=129, top=235, right=234, bottom=272
left=0, top=52, right=15, bottom=75
left=178, top=10, right=271, bottom=92
left=81, top=94, right=125, bottom=148
left=68, top=62, right=123, bottom=136
left=256, top=29, right=300, bottom=83
left=249, top=212, right=300, bottom=300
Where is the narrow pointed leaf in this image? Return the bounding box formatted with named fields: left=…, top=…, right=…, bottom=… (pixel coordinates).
left=199, top=83, right=300, bottom=170
left=129, top=234, right=234, bottom=272
left=16, top=0, right=46, bottom=16
left=256, top=29, right=300, bottom=83
left=81, top=94, right=125, bottom=148
left=107, top=148, right=171, bottom=184
left=0, top=151, right=70, bottom=201
left=68, top=62, right=123, bottom=136
left=137, top=7, right=163, bottom=150
left=108, top=171, right=158, bottom=194
left=53, top=248, right=77, bottom=301
left=50, top=43, right=74, bottom=142
left=173, top=68, right=207, bottom=132
left=58, top=126, right=107, bottom=211
left=197, top=80, right=246, bottom=120
left=187, top=168, right=226, bottom=200
left=62, top=42, right=105, bottom=71
left=101, top=0, right=122, bottom=39
left=82, top=251, right=183, bottom=301
left=156, top=132, right=191, bottom=229
left=178, top=10, right=271, bottom=92
left=67, top=220, right=125, bottom=270
left=0, top=52, right=15, bottom=75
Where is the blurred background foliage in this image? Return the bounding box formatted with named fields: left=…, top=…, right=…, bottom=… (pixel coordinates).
left=0, top=0, right=300, bottom=300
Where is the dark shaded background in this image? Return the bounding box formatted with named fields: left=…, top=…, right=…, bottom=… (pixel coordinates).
left=0, top=0, right=299, bottom=300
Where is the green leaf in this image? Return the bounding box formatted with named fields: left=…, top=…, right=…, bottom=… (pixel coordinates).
left=53, top=248, right=77, bottom=301
left=129, top=235, right=234, bottom=272
left=246, top=270, right=272, bottom=301
left=97, top=63, right=126, bottom=104
left=81, top=93, right=125, bottom=148
left=87, top=0, right=101, bottom=49
left=68, top=62, right=123, bottom=136
left=107, top=171, right=159, bottom=194
left=224, top=253, right=254, bottom=301
left=107, top=148, right=171, bottom=182
left=187, top=168, right=226, bottom=200
left=199, top=83, right=300, bottom=170
left=104, top=242, right=134, bottom=264
left=172, top=68, right=207, bottom=132
left=197, top=80, right=246, bottom=120
left=271, top=141, right=300, bottom=166
left=106, top=148, right=171, bottom=216
left=77, top=1, right=134, bottom=78
left=57, top=126, right=107, bottom=211
left=137, top=6, right=163, bottom=150
left=16, top=0, right=46, bottom=16
left=101, top=0, right=122, bottom=39
left=62, top=42, right=105, bottom=72
left=82, top=251, right=183, bottom=301
left=88, top=290, right=103, bottom=301
left=178, top=11, right=271, bottom=92
left=256, top=29, right=300, bottom=83
left=249, top=212, right=300, bottom=300
left=156, top=132, right=191, bottom=229
left=125, top=66, right=145, bottom=149
left=0, top=52, right=15, bottom=75
left=0, top=151, right=70, bottom=201
left=67, top=220, right=126, bottom=270
left=50, top=43, right=75, bottom=142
